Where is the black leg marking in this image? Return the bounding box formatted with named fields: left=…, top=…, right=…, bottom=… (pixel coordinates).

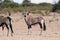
left=39, top=23, right=42, bottom=29
left=39, top=23, right=43, bottom=35
left=5, top=24, right=9, bottom=36
left=2, top=24, right=4, bottom=36
left=9, top=23, right=14, bottom=36
left=28, top=25, right=31, bottom=35
left=43, top=23, right=46, bottom=31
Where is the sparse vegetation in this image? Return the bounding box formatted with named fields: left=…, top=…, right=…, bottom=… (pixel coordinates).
left=0, top=0, right=60, bottom=15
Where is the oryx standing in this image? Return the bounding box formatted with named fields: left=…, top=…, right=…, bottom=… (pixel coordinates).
left=22, top=11, right=46, bottom=35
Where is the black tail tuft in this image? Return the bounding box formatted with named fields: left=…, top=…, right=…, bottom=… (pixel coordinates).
left=43, top=23, right=46, bottom=31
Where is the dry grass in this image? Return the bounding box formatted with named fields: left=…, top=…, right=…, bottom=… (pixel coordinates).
left=0, top=12, right=60, bottom=40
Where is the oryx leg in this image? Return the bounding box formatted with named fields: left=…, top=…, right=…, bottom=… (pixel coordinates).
left=28, top=25, right=32, bottom=35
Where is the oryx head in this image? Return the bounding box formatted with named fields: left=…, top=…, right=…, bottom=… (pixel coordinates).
left=22, top=11, right=30, bottom=17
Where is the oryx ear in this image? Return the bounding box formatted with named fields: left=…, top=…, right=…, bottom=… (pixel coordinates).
left=28, top=11, right=30, bottom=13
left=27, top=11, right=30, bottom=15
left=27, top=13, right=29, bottom=15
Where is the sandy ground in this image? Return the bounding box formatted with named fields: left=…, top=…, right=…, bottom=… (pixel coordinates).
left=0, top=12, right=60, bottom=40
